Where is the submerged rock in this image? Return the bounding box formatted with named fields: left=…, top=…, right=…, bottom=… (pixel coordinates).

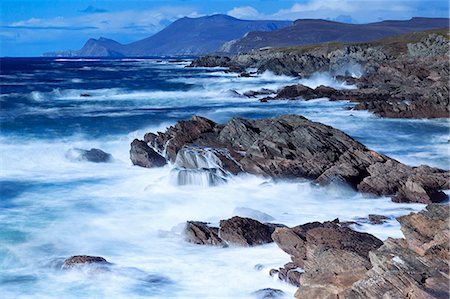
left=138, top=115, right=448, bottom=203
left=252, top=288, right=285, bottom=299
left=62, top=255, right=109, bottom=269
left=67, top=148, right=112, bottom=163
left=130, top=139, right=167, bottom=168
left=367, top=214, right=390, bottom=225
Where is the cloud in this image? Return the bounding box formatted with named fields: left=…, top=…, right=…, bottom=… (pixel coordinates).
left=79, top=5, right=108, bottom=13
left=272, top=0, right=448, bottom=23
left=227, top=6, right=261, bottom=19
left=1, top=7, right=199, bottom=36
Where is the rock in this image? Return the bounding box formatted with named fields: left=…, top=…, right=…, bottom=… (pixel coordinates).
left=67, top=148, right=112, bottom=163
left=219, top=216, right=275, bottom=246
left=243, top=88, right=274, bottom=98
left=139, top=115, right=448, bottom=203
left=252, top=288, right=285, bottom=299
left=80, top=93, right=91, bottom=97
left=189, top=55, right=231, bottom=68
left=347, top=204, right=450, bottom=299
left=184, top=221, right=226, bottom=246
left=130, top=139, right=167, bottom=168
left=192, top=32, right=449, bottom=119
left=238, top=72, right=252, bottom=77
left=62, top=255, right=109, bottom=269
left=271, top=220, right=383, bottom=297
left=367, top=214, right=390, bottom=224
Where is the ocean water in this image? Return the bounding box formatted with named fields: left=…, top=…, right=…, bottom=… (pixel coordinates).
left=0, top=58, right=448, bottom=298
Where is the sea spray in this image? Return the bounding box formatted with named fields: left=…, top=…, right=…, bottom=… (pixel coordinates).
left=170, top=146, right=231, bottom=187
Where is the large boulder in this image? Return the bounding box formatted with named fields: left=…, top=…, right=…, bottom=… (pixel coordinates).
left=130, top=139, right=167, bottom=168
left=219, top=216, right=275, bottom=247
left=136, top=115, right=448, bottom=203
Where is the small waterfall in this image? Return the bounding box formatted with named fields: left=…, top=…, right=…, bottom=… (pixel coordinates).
left=170, top=146, right=231, bottom=187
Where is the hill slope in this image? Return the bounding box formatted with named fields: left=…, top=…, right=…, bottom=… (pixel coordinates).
left=220, top=17, right=449, bottom=53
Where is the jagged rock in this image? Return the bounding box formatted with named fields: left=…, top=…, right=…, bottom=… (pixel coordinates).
left=184, top=221, right=226, bottom=246
left=271, top=220, right=383, bottom=297
left=130, top=139, right=167, bottom=168
left=188, top=55, right=231, bottom=68
left=192, top=32, right=449, bottom=119
left=219, top=216, right=275, bottom=246
left=138, top=115, right=448, bottom=203
left=66, top=148, right=112, bottom=163
left=347, top=204, right=450, bottom=299
left=252, top=288, right=285, bottom=299
left=62, top=255, right=109, bottom=269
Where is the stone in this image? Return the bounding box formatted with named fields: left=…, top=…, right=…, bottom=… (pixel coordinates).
left=252, top=288, right=285, bottom=299
left=67, top=148, right=112, bottom=163
left=184, top=221, right=226, bottom=246
left=219, top=216, right=275, bottom=246
left=130, top=139, right=167, bottom=168
left=62, top=255, right=109, bottom=269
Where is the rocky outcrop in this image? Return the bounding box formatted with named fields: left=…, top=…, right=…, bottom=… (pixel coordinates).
left=62, top=255, right=109, bottom=269
left=191, top=31, right=449, bottom=119
left=140, top=115, right=449, bottom=203
left=270, top=204, right=449, bottom=298
left=347, top=204, right=450, bottom=299
left=184, top=216, right=276, bottom=247
left=130, top=139, right=167, bottom=168
left=270, top=220, right=383, bottom=297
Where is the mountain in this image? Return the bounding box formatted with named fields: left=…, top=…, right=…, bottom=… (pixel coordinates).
left=220, top=17, right=449, bottom=53
left=45, top=15, right=291, bottom=57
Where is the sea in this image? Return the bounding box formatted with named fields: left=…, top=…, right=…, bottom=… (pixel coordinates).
left=0, top=57, right=448, bottom=298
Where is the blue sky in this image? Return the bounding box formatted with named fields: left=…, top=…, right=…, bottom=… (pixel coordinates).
left=1, top=0, right=448, bottom=56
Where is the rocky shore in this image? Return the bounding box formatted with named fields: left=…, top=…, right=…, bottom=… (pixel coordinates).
left=131, top=115, right=449, bottom=204
left=190, top=30, right=449, bottom=119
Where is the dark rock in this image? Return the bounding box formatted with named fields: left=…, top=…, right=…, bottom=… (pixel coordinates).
left=130, top=139, right=167, bottom=168
left=67, top=148, right=112, bottom=163
left=252, top=288, right=285, bottom=299
left=140, top=115, right=448, bottom=203
left=189, top=55, right=231, bottom=68
left=219, top=216, right=275, bottom=246
left=80, top=93, right=91, bottom=97
left=367, top=214, right=390, bottom=224
left=238, top=72, right=252, bottom=77
left=184, top=221, right=226, bottom=246
left=62, top=255, right=109, bottom=269
left=243, top=88, right=274, bottom=98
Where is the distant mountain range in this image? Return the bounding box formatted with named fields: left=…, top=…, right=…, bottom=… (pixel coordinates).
left=44, top=15, right=449, bottom=57
left=44, top=15, right=291, bottom=57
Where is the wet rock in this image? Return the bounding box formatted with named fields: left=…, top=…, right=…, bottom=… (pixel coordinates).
left=219, top=216, right=275, bottom=246
left=347, top=204, right=450, bottom=299
left=243, top=88, right=274, bottom=98
left=80, top=93, right=92, bottom=97
left=130, top=139, right=167, bottom=168
left=189, top=55, right=231, bottom=68
left=184, top=221, right=226, bottom=246
left=67, top=148, right=112, bottom=163
left=238, top=72, right=252, bottom=77
left=62, top=255, right=109, bottom=269
left=140, top=115, right=448, bottom=203
left=252, top=288, right=285, bottom=299
left=272, top=220, right=383, bottom=297
left=367, top=214, right=390, bottom=224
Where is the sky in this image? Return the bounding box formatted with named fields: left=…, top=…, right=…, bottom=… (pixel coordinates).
left=1, top=0, right=449, bottom=56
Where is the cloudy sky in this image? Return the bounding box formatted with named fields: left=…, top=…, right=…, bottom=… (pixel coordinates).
left=1, top=0, right=448, bottom=56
